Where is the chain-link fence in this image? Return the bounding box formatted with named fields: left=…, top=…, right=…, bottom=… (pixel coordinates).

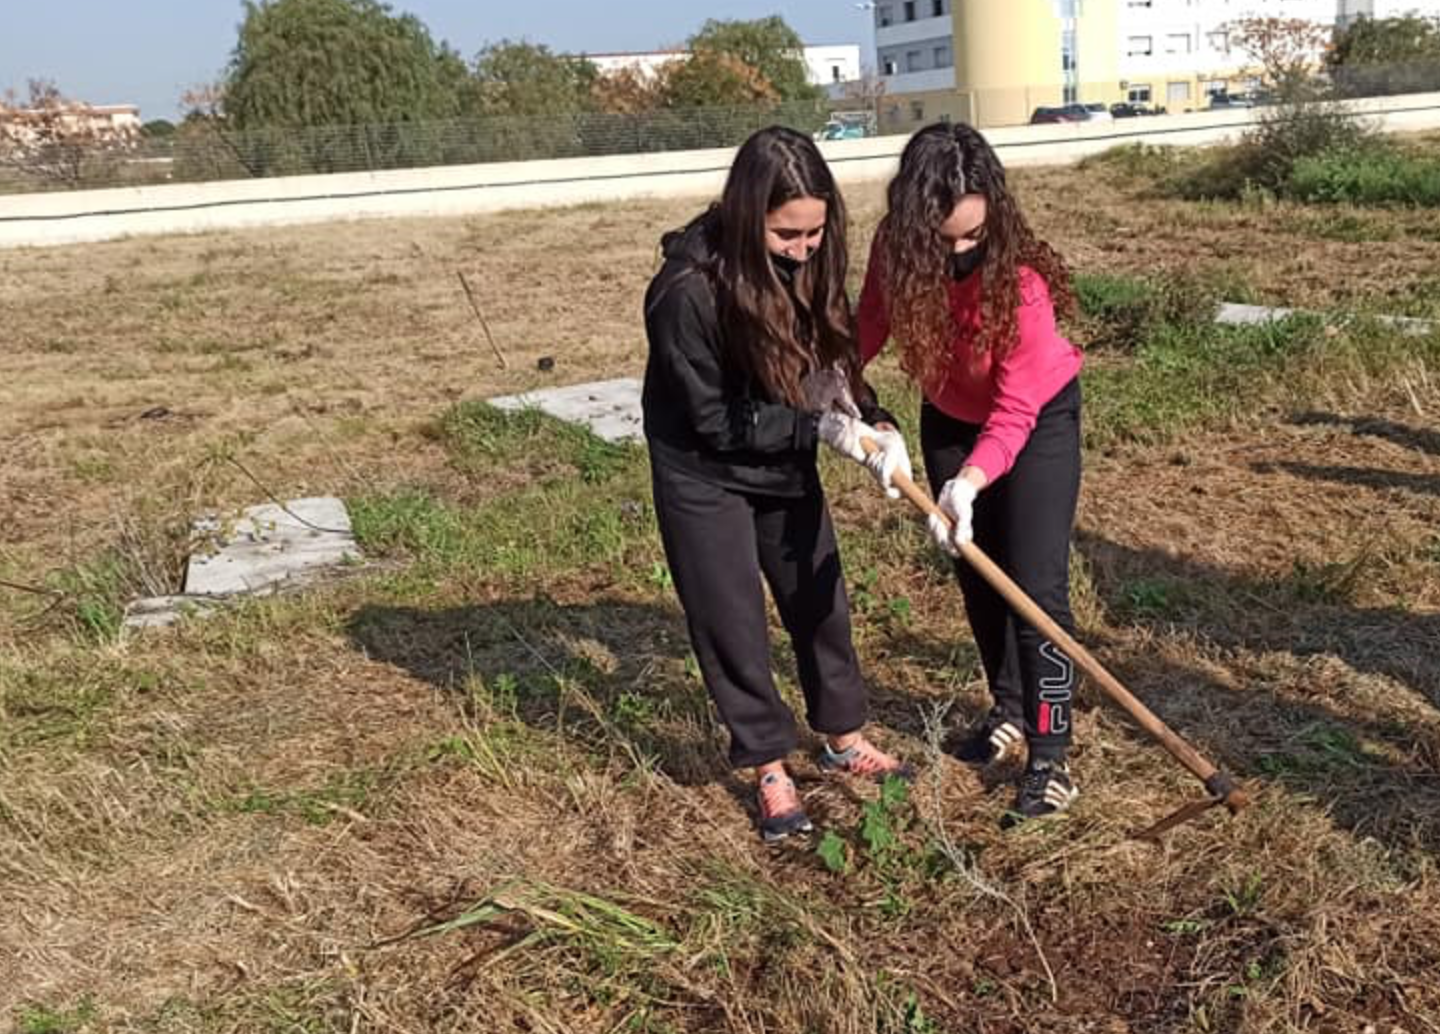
left=4, top=58, right=1439, bottom=196
left=0, top=100, right=840, bottom=195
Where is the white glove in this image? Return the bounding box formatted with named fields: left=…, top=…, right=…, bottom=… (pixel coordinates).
left=862, top=427, right=913, bottom=500
left=928, top=477, right=977, bottom=556
left=817, top=410, right=874, bottom=464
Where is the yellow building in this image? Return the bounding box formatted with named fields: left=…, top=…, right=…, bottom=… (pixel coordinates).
left=872, top=0, right=1362, bottom=131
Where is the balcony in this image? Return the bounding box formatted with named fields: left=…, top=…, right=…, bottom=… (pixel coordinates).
left=875, top=14, right=951, bottom=49
left=880, top=67, right=958, bottom=95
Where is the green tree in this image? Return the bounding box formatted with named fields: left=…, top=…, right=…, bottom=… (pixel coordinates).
left=1330, top=14, right=1440, bottom=66
left=224, top=0, right=468, bottom=129
left=659, top=49, right=778, bottom=109
left=1225, top=16, right=1332, bottom=101
left=1328, top=15, right=1440, bottom=96
left=469, top=40, right=597, bottom=116
left=687, top=16, right=824, bottom=104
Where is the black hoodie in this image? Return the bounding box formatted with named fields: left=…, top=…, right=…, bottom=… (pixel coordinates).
left=641, top=212, right=894, bottom=497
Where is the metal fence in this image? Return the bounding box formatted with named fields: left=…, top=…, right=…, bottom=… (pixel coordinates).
left=4, top=58, right=1439, bottom=196
left=0, top=100, right=839, bottom=195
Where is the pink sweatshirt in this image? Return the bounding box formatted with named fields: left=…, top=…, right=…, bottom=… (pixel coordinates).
left=857, top=239, right=1083, bottom=484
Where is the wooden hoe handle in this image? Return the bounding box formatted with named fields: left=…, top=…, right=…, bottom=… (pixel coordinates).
left=860, top=436, right=1248, bottom=816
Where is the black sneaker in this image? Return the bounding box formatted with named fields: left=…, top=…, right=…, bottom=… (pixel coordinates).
left=953, top=716, right=1023, bottom=766
left=1002, top=759, right=1078, bottom=828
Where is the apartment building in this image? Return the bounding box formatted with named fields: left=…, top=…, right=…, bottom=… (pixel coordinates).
left=874, top=0, right=1440, bottom=130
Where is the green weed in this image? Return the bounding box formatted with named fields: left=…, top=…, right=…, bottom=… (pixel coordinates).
left=1257, top=724, right=1376, bottom=778
left=15, top=999, right=98, bottom=1034
left=1222, top=871, right=1265, bottom=918
left=815, top=776, right=940, bottom=918
left=439, top=401, right=637, bottom=485
left=227, top=766, right=388, bottom=826
left=1289, top=145, right=1440, bottom=206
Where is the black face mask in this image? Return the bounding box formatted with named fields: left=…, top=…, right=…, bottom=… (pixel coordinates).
left=771, top=250, right=813, bottom=280
left=949, top=241, right=988, bottom=281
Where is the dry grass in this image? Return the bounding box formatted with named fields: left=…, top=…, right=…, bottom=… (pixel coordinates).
left=2, top=163, right=1440, bottom=1032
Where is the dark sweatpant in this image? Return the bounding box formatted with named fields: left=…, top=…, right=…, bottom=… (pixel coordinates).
left=920, top=377, right=1082, bottom=761
left=650, top=459, right=868, bottom=768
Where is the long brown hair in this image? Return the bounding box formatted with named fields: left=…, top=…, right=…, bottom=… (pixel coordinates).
left=709, top=126, right=860, bottom=407
left=882, top=122, right=1075, bottom=396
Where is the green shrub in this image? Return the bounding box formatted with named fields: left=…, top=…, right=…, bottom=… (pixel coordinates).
left=1169, top=101, right=1374, bottom=200
left=1287, top=147, right=1440, bottom=206
left=1077, top=142, right=1183, bottom=181
left=1072, top=272, right=1221, bottom=352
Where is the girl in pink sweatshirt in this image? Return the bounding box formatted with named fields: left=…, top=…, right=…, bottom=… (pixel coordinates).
left=858, top=121, right=1084, bottom=825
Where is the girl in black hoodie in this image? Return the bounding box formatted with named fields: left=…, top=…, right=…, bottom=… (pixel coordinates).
left=642, top=126, right=913, bottom=842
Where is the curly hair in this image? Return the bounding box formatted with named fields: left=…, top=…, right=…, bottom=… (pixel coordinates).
left=881, top=122, right=1075, bottom=396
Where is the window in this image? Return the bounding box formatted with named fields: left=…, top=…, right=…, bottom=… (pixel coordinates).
left=932, top=0, right=945, bottom=15
left=1127, top=83, right=1152, bottom=103
left=906, top=50, right=923, bottom=72
left=910, top=100, right=925, bottom=121
left=1127, top=0, right=1153, bottom=6
left=1127, top=35, right=1153, bottom=56
left=933, top=43, right=953, bottom=68
left=1165, top=33, right=1192, bottom=54
left=877, top=5, right=892, bottom=27
left=903, top=1, right=916, bottom=21
left=883, top=56, right=898, bottom=75
left=1167, top=81, right=1192, bottom=104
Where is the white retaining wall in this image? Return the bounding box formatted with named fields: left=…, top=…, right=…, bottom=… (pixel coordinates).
left=2, top=91, right=1438, bottom=249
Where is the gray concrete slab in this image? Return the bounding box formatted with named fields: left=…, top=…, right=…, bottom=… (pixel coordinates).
left=1216, top=302, right=1435, bottom=335
left=124, top=496, right=361, bottom=632
left=487, top=377, right=643, bottom=443
left=123, top=595, right=229, bottom=631
left=185, top=496, right=360, bottom=597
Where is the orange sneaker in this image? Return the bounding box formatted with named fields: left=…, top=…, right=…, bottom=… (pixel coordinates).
left=818, top=735, right=915, bottom=783
left=757, top=771, right=813, bottom=843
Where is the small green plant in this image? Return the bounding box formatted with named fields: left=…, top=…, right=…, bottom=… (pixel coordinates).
left=1222, top=871, right=1265, bottom=917
left=816, top=776, right=933, bottom=917
left=817, top=829, right=850, bottom=874
left=850, top=565, right=880, bottom=615
left=1122, top=578, right=1179, bottom=619
left=1285, top=553, right=1371, bottom=605
left=16, top=998, right=97, bottom=1034
left=1162, top=917, right=1211, bottom=936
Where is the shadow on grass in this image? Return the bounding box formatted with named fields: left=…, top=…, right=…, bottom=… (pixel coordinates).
left=1292, top=411, right=1440, bottom=459
left=1258, top=460, right=1440, bottom=498
left=347, top=596, right=734, bottom=787
left=1074, top=530, right=1440, bottom=852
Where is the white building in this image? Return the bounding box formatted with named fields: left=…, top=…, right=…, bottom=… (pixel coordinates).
left=874, top=0, right=956, bottom=106
left=586, top=44, right=863, bottom=98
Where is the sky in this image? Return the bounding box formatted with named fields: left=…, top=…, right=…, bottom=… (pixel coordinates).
left=0, top=1, right=871, bottom=121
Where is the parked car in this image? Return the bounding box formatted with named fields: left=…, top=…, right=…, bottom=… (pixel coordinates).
left=1029, top=105, right=1084, bottom=124
left=1207, top=92, right=1256, bottom=110
left=1072, top=102, right=1115, bottom=123
left=814, top=113, right=872, bottom=141
left=1110, top=101, right=1160, bottom=118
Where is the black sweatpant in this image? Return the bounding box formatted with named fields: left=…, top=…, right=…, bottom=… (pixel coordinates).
left=920, top=377, right=1082, bottom=761
left=650, top=458, right=868, bottom=768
